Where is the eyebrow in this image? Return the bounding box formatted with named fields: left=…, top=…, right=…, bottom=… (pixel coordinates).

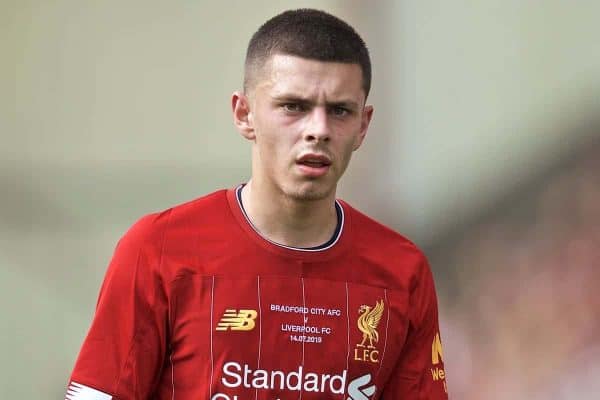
left=271, top=95, right=360, bottom=110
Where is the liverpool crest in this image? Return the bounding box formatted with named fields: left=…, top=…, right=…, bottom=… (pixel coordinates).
left=354, top=299, right=384, bottom=363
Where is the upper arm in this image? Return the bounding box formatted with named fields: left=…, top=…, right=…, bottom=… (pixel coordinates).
left=66, top=215, right=169, bottom=400
left=381, top=257, right=448, bottom=399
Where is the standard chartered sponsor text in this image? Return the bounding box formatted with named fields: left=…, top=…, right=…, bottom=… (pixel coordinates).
left=219, top=361, right=346, bottom=394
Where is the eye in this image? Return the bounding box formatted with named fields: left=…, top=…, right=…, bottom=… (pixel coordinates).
left=331, top=106, right=350, bottom=117
left=282, top=103, right=305, bottom=113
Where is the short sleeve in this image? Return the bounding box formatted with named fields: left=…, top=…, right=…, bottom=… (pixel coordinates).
left=381, top=256, right=448, bottom=399
left=66, top=214, right=169, bottom=400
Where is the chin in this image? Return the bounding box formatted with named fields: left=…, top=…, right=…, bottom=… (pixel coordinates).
left=283, top=182, right=334, bottom=202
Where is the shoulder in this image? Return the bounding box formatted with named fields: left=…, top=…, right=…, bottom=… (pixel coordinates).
left=339, top=199, right=429, bottom=281
left=119, top=189, right=229, bottom=252
left=341, top=200, right=425, bottom=256
left=163, top=188, right=229, bottom=226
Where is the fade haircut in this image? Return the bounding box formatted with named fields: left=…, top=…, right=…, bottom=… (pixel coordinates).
left=244, top=9, right=372, bottom=97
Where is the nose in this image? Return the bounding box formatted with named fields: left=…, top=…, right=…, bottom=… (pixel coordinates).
left=303, top=107, right=330, bottom=143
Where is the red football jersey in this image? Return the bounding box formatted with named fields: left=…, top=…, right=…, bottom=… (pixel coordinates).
left=66, top=188, right=448, bottom=400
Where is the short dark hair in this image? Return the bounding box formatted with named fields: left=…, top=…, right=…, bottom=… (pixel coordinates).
left=244, top=9, right=372, bottom=97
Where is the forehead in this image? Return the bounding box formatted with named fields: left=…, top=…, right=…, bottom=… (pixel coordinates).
left=256, top=54, right=365, bottom=102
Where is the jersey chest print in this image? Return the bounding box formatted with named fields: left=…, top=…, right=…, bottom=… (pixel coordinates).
left=168, top=275, right=408, bottom=400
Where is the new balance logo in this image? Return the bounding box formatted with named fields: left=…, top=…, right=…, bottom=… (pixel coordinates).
left=216, top=309, right=258, bottom=331
left=347, top=373, right=376, bottom=400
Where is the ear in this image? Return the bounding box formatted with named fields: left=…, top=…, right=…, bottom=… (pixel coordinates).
left=232, top=91, right=255, bottom=140
left=353, top=105, right=374, bottom=151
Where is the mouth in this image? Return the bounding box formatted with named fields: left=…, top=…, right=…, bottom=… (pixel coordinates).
left=296, top=154, right=332, bottom=167
left=296, top=153, right=332, bottom=178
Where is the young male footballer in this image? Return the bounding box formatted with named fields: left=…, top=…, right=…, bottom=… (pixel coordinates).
left=65, top=9, right=448, bottom=400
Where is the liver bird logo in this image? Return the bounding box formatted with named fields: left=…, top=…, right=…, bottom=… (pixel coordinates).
left=357, top=300, right=385, bottom=349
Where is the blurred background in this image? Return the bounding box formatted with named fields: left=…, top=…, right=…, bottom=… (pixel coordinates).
left=2, top=0, right=599, bottom=398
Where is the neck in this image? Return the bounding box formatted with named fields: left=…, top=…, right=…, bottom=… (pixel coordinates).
left=240, top=180, right=339, bottom=248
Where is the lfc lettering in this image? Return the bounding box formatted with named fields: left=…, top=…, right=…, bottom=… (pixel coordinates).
left=354, top=348, right=379, bottom=363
